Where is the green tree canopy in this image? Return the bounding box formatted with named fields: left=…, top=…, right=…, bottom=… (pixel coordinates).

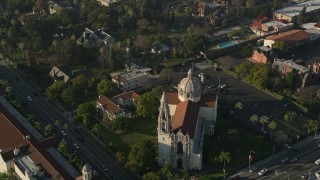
left=113, top=116, right=129, bottom=130
left=142, top=172, right=160, bottom=180
left=72, top=74, right=88, bottom=93
left=235, top=61, right=254, bottom=79
left=97, top=79, right=118, bottom=97
left=135, top=91, right=159, bottom=120
left=241, top=44, right=253, bottom=58
left=125, top=140, right=156, bottom=175
left=284, top=111, right=297, bottom=136
left=77, top=103, right=96, bottom=121
left=61, top=86, right=79, bottom=105
left=46, top=80, right=67, bottom=99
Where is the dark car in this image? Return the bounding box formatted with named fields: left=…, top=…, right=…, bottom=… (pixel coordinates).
left=231, top=175, right=240, bottom=180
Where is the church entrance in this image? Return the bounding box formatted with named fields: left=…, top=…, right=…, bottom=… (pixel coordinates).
left=177, top=158, right=183, bottom=168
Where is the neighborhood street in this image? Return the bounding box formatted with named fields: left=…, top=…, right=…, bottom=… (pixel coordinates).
left=0, top=60, right=134, bottom=180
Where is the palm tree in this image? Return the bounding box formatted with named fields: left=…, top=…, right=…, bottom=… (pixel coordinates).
left=234, top=101, right=243, bottom=110
left=62, top=123, right=69, bottom=131
left=34, top=122, right=43, bottom=130
left=250, top=114, right=258, bottom=125
left=227, top=128, right=239, bottom=143
left=284, top=111, right=297, bottom=136
left=303, top=120, right=317, bottom=135
left=260, top=115, right=269, bottom=129
left=54, top=119, right=61, bottom=127
left=218, top=151, right=231, bottom=178
left=268, top=120, right=277, bottom=139
left=45, top=124, right=53, bottom=136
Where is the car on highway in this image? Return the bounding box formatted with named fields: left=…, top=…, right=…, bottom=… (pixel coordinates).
left=102, top=165, right=109, bottom=172
left=280, top=157, right=289, bottom=163
left=301, top=173, right=309, bottom=178
left=258, top=169, right=268, bottom=176
left=230, top=175, right=240, bottom=180
left=208, top=84, right=215, bottom=88
left=316, top=171, right=320, bottom=178
left=73, top=143, right=80, bottom=149
left=249, top=166, right=257, bottom=172
left=283, top=143, right=291, bottom=149
left=315, top=158, right=320, bottom=165
left=289, top=157, right=298, bottom=163
left=27, top=96, right=32, bottom=102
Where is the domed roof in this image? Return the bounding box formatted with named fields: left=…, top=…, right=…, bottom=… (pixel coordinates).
left=82, top=164, right=91, bottom=173
left=178, top=69, right=203, bottom=102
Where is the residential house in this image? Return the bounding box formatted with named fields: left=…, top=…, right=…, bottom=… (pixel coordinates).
left=112, top=66, right=152, bottom=91
left=48, top=1, right=74, bottom=14
left=263, top=29, right=310, bottom=49
left=158, top=69, right=218, bottom=170
left=96, top=91, right=139, bottom=120
left=197, top=1, right=221, bottom=17
left=251, top=46, right=274, bottom=64
left=77, top=28, right=116, bottom=48
left=49, top=66, right=91, bottom=84
left=300, top=22, right=320, bottom=41
left=274, top=0, right=320, bottom=23
left=272, top=59, right=320, bottom=87
left=97, top=0, right=117, bottom=7
left=151, top=42, right=170, bottom=54
left=0, top=96, right=81, bottom=179
left=251, top=19, right=293, bottom=36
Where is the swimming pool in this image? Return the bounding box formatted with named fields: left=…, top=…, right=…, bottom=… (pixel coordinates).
left=218, top=40, right=238, bottom=49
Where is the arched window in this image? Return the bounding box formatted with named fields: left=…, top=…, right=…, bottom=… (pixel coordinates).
left=177, top=142, right=183, bottom=155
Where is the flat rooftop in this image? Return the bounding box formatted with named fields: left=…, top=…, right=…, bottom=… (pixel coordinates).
left=263, top=21, right=292, bottom=28
left=275, top=0, right=320, bottom=17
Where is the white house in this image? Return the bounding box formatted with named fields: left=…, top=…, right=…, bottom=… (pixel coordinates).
left=157, top=69, right=218, bottom=170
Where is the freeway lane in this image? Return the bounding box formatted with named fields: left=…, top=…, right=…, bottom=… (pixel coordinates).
left=230, top=136, right=320, bottom=180
left=0, top=62, right=134, bottom=180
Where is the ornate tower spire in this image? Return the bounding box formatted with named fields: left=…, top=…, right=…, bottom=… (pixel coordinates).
left=158, top=91, right=171, bottom=133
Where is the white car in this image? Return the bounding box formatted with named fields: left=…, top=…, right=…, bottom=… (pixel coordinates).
left=258, top=169, right=268, bottom=176
left=315, top=159, right=320, bottom=165
left=283, top=143, right=291, bottom=149
left=281, top=157, right=289, bottom=163
left=289, top=157, right=298, bottom=163
left=27, top=96, right=32, bottom=102
left=73, top=143, right=80, bottom=149
left=61, top=130, right=67, bottom=136
left=249, top=166, right=257, bottom=172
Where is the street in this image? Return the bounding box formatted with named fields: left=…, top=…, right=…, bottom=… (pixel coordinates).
left=0, top=61, right=134, bottom=180
left=230, top=136, right=320, bottom=180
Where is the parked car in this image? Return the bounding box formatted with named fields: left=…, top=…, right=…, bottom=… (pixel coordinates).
left=281, top=157, right=289, bottom=163
left=289, top=157, right=298, bottom=163
left=258, top=169, right=268, bottom=176
left=315, top=158, right=320, bottom=165
left=61, top=130, right=67, bottom=136
left=249, top=166, right=257, bottom=172
left=283, top=143, right=291, bottom=149
left=27, top=96, right=32, bottom=102
left=301, top=173, right=309, bottom=178
left=73, top=143, right=80, bottom=149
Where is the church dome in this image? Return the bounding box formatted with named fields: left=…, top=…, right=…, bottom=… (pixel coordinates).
left=178, top=69, right=203, bottom=102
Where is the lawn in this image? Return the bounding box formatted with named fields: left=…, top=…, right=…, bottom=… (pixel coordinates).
left=201, top=118, right=272, bottom=177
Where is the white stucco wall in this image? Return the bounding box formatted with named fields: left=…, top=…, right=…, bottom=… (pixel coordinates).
left=263, top=39, right=274, bottom=48
left=158, top=132, right=172, bottom=165
left=0, top=156, right=8, bottom=173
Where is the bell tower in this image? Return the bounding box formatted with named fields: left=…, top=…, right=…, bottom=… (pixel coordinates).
left=158, top=92, right=171, bottom=134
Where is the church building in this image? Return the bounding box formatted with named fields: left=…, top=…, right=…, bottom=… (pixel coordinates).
left=157, top=69, right=218, bottom=170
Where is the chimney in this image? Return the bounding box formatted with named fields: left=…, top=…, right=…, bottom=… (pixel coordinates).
left=13, top=148, right=20, bottom=156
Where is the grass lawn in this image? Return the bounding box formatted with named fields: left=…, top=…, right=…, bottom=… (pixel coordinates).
left=96, top=117, right=157, bottom=154
left=201, top=118, right=272, bottom=178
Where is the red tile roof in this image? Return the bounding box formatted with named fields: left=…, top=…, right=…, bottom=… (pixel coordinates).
left=266, top=30, right=310, bottom=46
left=166, top=92, right=181, bottom=105
left=0, top=103, right=75, bottom=180
left=97, top=96, right=121, bottom=114
left=166, top=92, right=217, bottom=108
left=314, top=22, right=320, bottom=28
left=111, top=91, right=139, bottom=101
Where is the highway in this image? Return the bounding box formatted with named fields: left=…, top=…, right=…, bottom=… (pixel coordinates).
left=230, top=136, right=320, bottom=180
left=0, top=60, right=134, bottom=180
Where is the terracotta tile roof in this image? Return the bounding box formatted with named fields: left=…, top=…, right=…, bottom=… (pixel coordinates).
left=266, top=30, right=310, bottom=46
left=171, top=101, right=200, bottom=137
left=111, top=91, right=139, bottom=101
left=0, top=103, right=75, bottom=180
left=97, top=95, right=121, bottom=114
left=314, top=22, right=320, bottom=28
left=165, top=92, right=180, bottom=105
left=112, top=75, right=127, bottom=83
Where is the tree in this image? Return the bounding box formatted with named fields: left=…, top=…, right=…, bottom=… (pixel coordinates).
left=116, top=151, right=126, bottom=163
left=72, top=74, right=88, bottom=93
left=62, top=123, right=69, bottom=131
left=54, top=119, right=61, bottom=127
left=268, top=120, right=277, bottom=139
left=61, top=86, right=79, bottom=105
left=158, top=164, right=173, bottom=180
left=142, top=172, right=161, bottom=180
left=113, top=117, right=129, bottom=130
left=246, top=64, right=271, bottom=89
left=250, top=114, right=259, bottom=125
left=135, top=92, right=159, bottom=120
left=92, top=123, right=101, bottom=134
left=227, top=128, right=239, bottom=143
left=273, top=41, right=286, bottom=53
left=125, top=141, right=156, bottom=175
left=34, top=121, right=43, bottom=130
left=45, top=124, right=53, bottom=136
left=46, top=80, right=67, bottom=99
left=77, top=103, right=96, bottom=122
left=234, top=101, right=243, bottom=110
left=303, top=120, right=317, bottom=134
left=259, top=115, right=269, bottom=129
left=297, top=6, right=307, bottom=25
left=97, top=80, right=117, bottom=97
left=241, top=45, right=253, bottom=58
left=218, top=151, right=231, bottom=178
left=284, top=111, right=297, bottom=136
left=235, top=61, right=254, bottom=79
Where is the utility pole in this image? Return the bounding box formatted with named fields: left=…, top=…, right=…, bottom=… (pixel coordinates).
left=249, top=150, right=255, bottom=170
